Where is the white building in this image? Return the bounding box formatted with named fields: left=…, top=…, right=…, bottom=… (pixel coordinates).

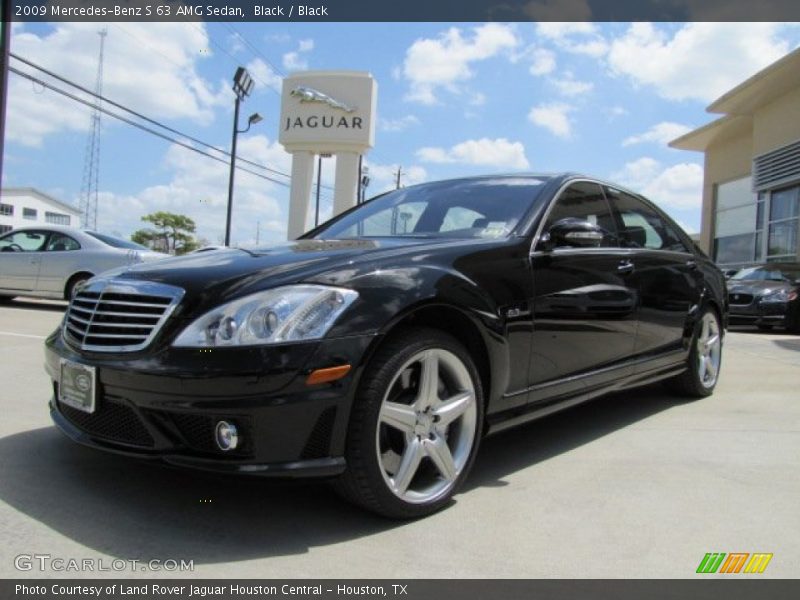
left=0, top=188, right=82, bottom=235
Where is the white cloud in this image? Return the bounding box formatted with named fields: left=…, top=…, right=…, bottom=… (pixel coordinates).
left=551, top=72, right=593, bottom=96
left=528, top=103, right=574, bottom=139
left=607, top=22, right=794, bottom=103
left=416, top=138, right=530, bottom=170
left=529, top=48, right=556, bottom=76
left=535, top=22, right=609, bottom=57
left=402, top=23, right=519, bottom=104
left=282, top=38, right=315, bottom=72
left=536, top=22, right=597, bottom=39
left=96, top=136, right=293, bottom=246
left=8, top=22, right=228, bottom=147
left=245, top=57, right=282, bottom=92
left=612, top=157, right=704, bottom=210
left=379, top=115, right=420, bottom=132
left=622, top=121, right=692, bottom=147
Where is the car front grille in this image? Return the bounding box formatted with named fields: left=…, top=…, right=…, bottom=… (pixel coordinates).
left=63, top=279, right=184, bottom=352
left=728, top=292, right=754, bottom=306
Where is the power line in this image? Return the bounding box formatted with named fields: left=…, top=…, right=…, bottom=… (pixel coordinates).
left=221, top=23, right=285, bottom=79
left=8, top=66, right=292, bottom=188
left=10, top=52, right=299, bottom=183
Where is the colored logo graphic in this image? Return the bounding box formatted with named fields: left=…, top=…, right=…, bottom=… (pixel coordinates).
left=696, top=553, right=773, bottom=574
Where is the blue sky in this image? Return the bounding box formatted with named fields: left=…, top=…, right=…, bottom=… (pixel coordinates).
left=4, top=21, right=800, bottom=245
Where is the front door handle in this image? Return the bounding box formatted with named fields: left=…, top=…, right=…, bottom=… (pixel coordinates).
left=617, top=260, right=635, bottom=274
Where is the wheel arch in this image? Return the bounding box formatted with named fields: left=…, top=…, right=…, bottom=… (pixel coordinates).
left=360, top=302, right=501, bottom=414
left=63, top=271, right=94, bottom=300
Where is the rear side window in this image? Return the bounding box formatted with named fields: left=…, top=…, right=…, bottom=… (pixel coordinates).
left=605, top=188, right=689, bottom=252
left=542, top=181, right=618, bottom=248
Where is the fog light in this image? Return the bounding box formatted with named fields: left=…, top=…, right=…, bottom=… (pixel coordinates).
left=215, top=420, right=239, bottom=451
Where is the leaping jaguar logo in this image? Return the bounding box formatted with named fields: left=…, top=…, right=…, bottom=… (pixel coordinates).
left=290, top=86, right=356, bottom=113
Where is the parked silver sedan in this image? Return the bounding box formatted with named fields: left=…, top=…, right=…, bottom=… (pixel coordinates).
left=0, top=226, right=167, bottom=301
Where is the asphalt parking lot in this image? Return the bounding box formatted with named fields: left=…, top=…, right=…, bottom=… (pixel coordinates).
left=0, top=299, right=798, bottom=579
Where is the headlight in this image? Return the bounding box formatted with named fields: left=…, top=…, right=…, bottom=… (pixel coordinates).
left=172, top=285, right=358, bottom=347
left=760, top=289, right=798, bottom=303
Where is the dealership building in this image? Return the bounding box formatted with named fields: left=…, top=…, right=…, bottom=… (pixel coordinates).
left=671, top=47, right=800, bottom=268
left=0, top=187, right=82, bottom=235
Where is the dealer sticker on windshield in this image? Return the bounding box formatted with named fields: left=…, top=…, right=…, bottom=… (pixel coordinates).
left=58, top=359, right=97, bottom=414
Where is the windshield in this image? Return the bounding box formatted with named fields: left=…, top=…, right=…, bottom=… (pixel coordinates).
left=313, top=177, right=548, bottom=240
left=86, top=231, right=150, bottom=251
left=731, top=265, right=800, bottom=282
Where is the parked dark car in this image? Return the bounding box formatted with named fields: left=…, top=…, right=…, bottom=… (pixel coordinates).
left=44, top=174, right=727, bottom=518
left=727, top=263, right=800, bottom=332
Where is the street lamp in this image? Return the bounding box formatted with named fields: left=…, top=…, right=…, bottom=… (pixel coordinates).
left=224, top=67, right=258, bottom=247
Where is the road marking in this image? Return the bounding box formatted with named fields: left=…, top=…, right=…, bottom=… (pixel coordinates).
left=0, top=331, right=46, bottom=339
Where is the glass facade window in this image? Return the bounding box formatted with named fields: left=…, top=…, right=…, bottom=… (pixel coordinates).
left=45, top=212, right=71, bottom=226
left=766, top=185, right=799, bottom=261
left=714, top=233, right=756, bottom=264
left=714, top=178, right=799, bottom=266
left=0, top=225, right=11, bottom=234
left=23, top=207, right=37, bottom=220
left=0, top=203, right=12, bottom=216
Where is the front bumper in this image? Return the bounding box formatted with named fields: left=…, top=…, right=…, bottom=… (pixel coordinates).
left=45, top=330, right=378, bottom=478
left=728, top=299, right=790, bottom=326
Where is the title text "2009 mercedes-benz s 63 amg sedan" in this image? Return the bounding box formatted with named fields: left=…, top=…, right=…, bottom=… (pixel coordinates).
left=45, top=174, right=727, bottom=518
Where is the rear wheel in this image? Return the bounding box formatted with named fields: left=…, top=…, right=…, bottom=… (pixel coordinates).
left=334, top=328, right=484, bottom=519
left=667, top=308, right=722, bottom=398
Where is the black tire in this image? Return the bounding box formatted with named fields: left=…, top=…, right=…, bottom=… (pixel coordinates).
left=65, top=274, right=91, bottom=300
left=333, top=327, right=484, bottom=519
left=0, top=295, right=13, bottom=304
left=666, top=307, right=722, bottom=399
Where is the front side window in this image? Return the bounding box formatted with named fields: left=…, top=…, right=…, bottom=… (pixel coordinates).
left=0, top=231, right=49, bottom=252
left=605, top=188, right=689, bottom=252
left=541, top=181, right=617, bottom=247
left=315, top=178, right=547, bottom=240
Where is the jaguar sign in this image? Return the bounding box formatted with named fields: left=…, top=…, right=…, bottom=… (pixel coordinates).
left=279, top=72, right=377, bottom=239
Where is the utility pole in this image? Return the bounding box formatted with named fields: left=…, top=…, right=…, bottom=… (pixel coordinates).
left=255, top=220, right=260, bottom=245
left=0, top=0, right=11, bottom=191
left=79, top=29, right=107, bottom=230
left=395, top=165, right=402, bottom=190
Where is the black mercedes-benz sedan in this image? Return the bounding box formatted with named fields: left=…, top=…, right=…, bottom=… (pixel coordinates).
left=45, top=174, right=727, bottom=518
left=727, top=263, right=800, bottom=332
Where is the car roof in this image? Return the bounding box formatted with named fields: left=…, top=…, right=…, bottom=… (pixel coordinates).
left=398, top=172, right=646, bottom=198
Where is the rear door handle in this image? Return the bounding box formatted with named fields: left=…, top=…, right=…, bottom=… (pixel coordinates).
left=617, top=260, right=635, bottom=274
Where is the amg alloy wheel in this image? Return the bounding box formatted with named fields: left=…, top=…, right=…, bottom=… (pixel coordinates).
left=335, top=328, right=483, bottom=518
left=668, top=308, right=722, bottom=398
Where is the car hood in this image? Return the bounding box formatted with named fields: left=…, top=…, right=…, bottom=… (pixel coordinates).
left=107, top=237, right=473, bottom=307
left=728, top=280, right=795, bottom=296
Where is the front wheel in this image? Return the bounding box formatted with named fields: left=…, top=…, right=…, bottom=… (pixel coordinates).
left=667, top=308, right=723, bottom=398
left=334, top=328, right=484, bottom=519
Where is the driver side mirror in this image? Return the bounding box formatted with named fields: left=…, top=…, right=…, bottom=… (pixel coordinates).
left=541, top=218, right=606, bottom=249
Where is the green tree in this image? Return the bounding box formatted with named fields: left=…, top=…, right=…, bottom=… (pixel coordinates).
left=131, top=211, right=199, bottom=255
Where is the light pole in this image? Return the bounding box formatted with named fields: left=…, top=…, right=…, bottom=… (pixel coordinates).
left=224, top=67, right=259, bottom=247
